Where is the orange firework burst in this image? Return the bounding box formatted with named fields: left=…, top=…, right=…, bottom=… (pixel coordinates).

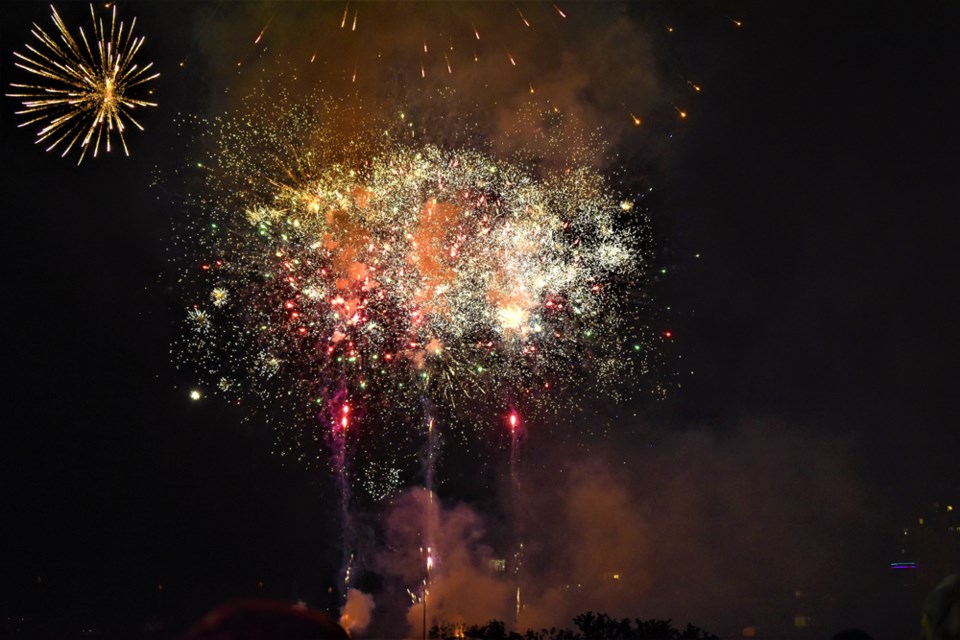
left=7, top=4, right=159, bottom=164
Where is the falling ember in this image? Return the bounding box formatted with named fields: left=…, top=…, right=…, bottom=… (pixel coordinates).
left=420, top=63, right=426, bottom=78
left=508, top=52, right=517, bottom=66
left=687, top=80, right=702, bottom=92
left=254, top=24, right=267, bottom=44
left=7, top=3, right=159, bottom=164
left=351, top=7, right=358, bottom=31
left=631, top=113, right=642, bottom=126
left=310, top=52, right=317, bottom=63
left=472, top=24, right=480, bottom=40
left=731, top=18, right=743, bottom=27
left=445, top=53, right=452, bottom=74
left=340, top=2, right=349, bottom=28
left=552, top=3, right=567, bottom=18
left=674, top=106, right=688, bottom=119
left=516, top=6, right=531, bottom=27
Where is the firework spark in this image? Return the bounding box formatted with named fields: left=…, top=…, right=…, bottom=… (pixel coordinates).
left=7, top=4, right=159, bottom=164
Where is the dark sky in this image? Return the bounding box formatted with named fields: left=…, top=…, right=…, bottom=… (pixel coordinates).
left=663, top=1, right=960, bottom=493
left=2, top=1, right=958, bottom=638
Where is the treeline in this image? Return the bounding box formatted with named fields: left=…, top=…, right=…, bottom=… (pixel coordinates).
left=432, top=612, right=719, bottom=640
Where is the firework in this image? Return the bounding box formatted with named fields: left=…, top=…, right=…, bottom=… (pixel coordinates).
left=7, top=4, right=159, bottom=164
left=175, top=90, right=653, bottom=479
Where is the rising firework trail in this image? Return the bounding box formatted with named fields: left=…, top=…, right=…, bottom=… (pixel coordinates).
left=7, top=3, right=159, bottom=164
left=509, top=411, right=524, bottom=622
left=425, top=415, right=438, bottom=500
left=330, top=397, right=355, bottom=600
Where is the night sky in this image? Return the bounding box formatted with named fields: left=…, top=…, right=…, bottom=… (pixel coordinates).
left=2, top=2, right=959, bottom=639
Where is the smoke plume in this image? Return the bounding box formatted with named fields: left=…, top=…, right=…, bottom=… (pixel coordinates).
left=351, top=420, right=871, bottom=638
left=339, top=588, right=375, bottom=635
left=188, top=2, right=665, bottom=167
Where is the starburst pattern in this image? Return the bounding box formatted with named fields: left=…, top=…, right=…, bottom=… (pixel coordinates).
left=7, top=4, right=159, bottom=164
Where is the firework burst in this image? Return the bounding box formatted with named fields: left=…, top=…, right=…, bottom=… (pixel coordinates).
left=7, top=4, right=159, bottom=164
left=174, top=90, right=654, bottom=478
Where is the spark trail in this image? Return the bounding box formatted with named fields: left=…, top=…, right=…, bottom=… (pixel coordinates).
left=509, top=411, right=523, bottom=622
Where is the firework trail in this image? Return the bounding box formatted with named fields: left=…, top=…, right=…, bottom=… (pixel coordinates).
left=7, top=4, right=159, bottom=164
left=424, top=414, right=439, bottom=500
left=329, top=395, right=355, bottom=601
left=509, top=412, right=524, bottom=622
left=423, top=414, right=439, bottom=636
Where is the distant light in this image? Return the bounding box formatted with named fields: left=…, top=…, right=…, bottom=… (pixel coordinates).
left=890, top=562, right=917, bottom=570
left=189, top=389, right=202, bottom=401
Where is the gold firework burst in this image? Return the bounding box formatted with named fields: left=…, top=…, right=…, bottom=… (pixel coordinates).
left=7, top=4, right=159, bottom=164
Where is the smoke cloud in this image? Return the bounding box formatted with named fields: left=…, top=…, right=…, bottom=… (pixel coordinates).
left=340, top=588, right=375, bottom=635
left=349, top=420, right=871, bottom=638
left=371, top=488, right=513, bottom=636
left=188, top=2, right=665, bottom=167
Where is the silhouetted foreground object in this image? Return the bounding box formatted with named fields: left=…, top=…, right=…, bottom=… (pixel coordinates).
left=831, top=629, right=874, bottom=640
left=182, top=599, right=350, bottom=640
left=432, top=612, right=719, bottom=639
left=922, top=574, right=960, bottom=640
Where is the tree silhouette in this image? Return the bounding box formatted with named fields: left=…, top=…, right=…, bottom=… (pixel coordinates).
left=431, top=612, right=719, bottom=640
